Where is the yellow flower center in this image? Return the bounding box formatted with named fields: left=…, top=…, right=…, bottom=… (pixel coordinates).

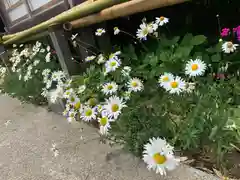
left=153, top=153, right=167, bottom=164
left=98, top=29, right=103, bottom=33
left=143, top=28, right=148, bottom=35
left=110, top=61, right=117, bottom=67
left=107, top=85, right=113, bottom=90
left=162, top=76, right=169, bottom=82
left=111, top=104, right=119, bottom=112
left=74, top=102, right=81, bottom=109
left=160, top=16, right=165, bottom=21
left=227, top=42, right=233, bottom=48
left=85, top=109, right=92, bottom=116
left=191, top=64, right=198, bottom=71
left=100, top=117, right=108, bottom=126
left=170, top=81, right=178, bottom=88
left=66, top=92, right=70, bottom=95
left=131, top=81, right=138, bottom=87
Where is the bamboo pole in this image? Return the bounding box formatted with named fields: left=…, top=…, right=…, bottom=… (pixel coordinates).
left=69, top=0, right=189, bottom=29
left=3, top=0, right=124, bottom=44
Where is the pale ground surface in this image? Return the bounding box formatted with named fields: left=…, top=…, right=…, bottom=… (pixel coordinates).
left=0, top=94, right=219, bottom=180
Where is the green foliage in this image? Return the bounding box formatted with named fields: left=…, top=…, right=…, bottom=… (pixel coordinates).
left=109, top=34, right=240, bottom=166
left=70, top=30, right=240, bottom=168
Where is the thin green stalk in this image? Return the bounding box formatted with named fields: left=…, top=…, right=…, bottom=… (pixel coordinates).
left=120, top=30, right=149, bottom=52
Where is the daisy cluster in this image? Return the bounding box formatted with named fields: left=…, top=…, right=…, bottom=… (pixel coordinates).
left=9, top=41, right=52, bottom=82
left=136, top=16, right=169, bottom=40
left=159, top=59, right=206, bottom=94
left=61, top=50, right=145, bottom=135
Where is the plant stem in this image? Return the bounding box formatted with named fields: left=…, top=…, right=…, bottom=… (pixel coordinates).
left=230, top=143, right=240, bottom=153
left=76, top=39, right=101, bottom=52
left=77, top=43, right=97, bottom=55
left=120, top=30, right=149, bottom=52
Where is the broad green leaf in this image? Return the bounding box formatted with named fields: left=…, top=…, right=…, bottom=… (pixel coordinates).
left=160, top=36, right=180, bottom=47
left=180, top=33, right=193, bottom=46
left=159, top=52, right=169, bottom=61
left=211, top=53, right=221, bottom=62
left=175, top=46, right=193, bottom=58
left=149, top=55, right=158, bottom=66
left=190, top=35, right=207, bottom=46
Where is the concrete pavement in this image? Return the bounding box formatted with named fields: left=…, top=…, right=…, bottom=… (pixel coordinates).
left=0, top=94, right=219, bottom=180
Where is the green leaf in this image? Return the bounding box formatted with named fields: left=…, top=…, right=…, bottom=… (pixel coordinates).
left=190, top=35, right=207, bottom=46
left=180, top=33, right=193, bottom=46
left=175, top=46, right=193, bottom=58
left=211, top=53, right=221, bottom=62
left=159, top=52, right=169, bottom=61
left=209, top=125, right=218, bottom=140
left=149, top=55, right=158, bottom=67
left=160, top=36, right=180, bottom=47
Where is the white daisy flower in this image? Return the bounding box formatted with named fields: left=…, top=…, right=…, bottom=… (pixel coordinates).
left=102, top=82, right=118, bottom=95
left=108, top=51, right=121, bottom=61
left=136, top=22, right=150, bottom=40
left=45, top=52, right=51, bottom=62
left=42, top=69, right=51, bottom=76
left=97, top=54, right=106, bottom=64
left=67, top=109, right=76, bottom=122
left=78, top=85, right=86, bottom=94
left=165, top=76, right=186, bottom=94
left=148, top=22, right=158, bottom=33
left=158, top=73, right=174, bottom=88
left=105, top=58, right=121, bottom=73
left=155, top=16, right=169, bottom=26
left=47, top=46, right=51, bottom=52
left=81, top=106, right=97, bottom=122
left=98, top=115, right=114, bottom=135
left=33, top=59, right=40, bottom=66
left=51, top=71, right=65, bottom=81
left=103, top=96, right=126, bottom=119
left=95, top=28, right=106, bottom=36
left=46, top=80, right=52, bottom=89
left=114, top=27, right=120, bottom=35
left=222, top=41, right=238, bottom=53
left=121, top=66, right=131, bottom=77
left=67, top=96, right=79, bottom=106
left=185, top=59, right=207, bottom=77
left=143, top=137, right=179, bottom=175
left=41, top=88, right=48, bottom=97
left=184, top=82, right=195, bottom=93
left=127, top=78, right=144, bottom=92
left=85, top=55, right=96, bottom=62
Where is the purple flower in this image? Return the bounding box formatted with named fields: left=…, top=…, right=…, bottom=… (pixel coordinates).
left=233, top=25, right=240, bottom=41
left=221, top=28, right=230, bottom=37
left=233, top=25, right=240, bottom=32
